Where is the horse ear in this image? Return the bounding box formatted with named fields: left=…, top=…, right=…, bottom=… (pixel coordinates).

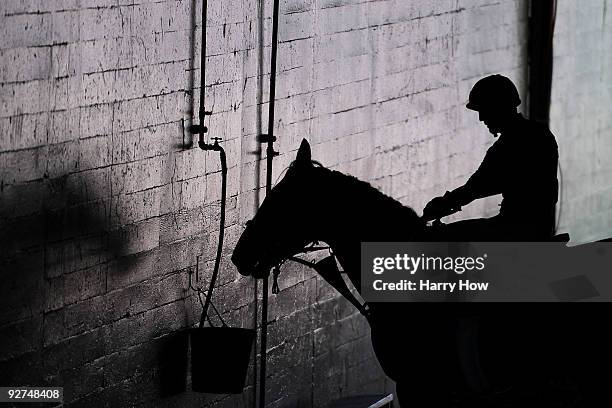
left=295, top=139, right=312, bottom=166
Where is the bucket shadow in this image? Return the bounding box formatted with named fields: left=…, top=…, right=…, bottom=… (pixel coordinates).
left=158, top=329, right=190, bottom=397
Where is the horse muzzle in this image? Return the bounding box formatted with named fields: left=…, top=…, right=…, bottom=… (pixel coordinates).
left=231, top=251, right=252, bottom=276
left=231, top=251, right=271, bottom=279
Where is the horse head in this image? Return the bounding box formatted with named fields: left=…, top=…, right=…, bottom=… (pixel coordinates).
left=232, top=139, right=322, bottom=279
left=232, top=138, right=424, bottom=280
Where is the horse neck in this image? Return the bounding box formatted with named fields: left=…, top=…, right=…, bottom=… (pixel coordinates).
left=315, top=168, right=423, bottom=241
left=311, top=168, right=424, bottom=284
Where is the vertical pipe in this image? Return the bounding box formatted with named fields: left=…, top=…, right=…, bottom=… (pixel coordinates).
left=528, top=0, right=557, bottom=125
left=252, top=0, right=266, bottom=402
left=260, top=1, right=281, bottom=406
left=259, top=279, right=269, bottom=408
left=185, top=0, right=197, bottom=148
left=199, top=0, right=209, bottom=144
left=266, top=0, right=281, bottom=168
left=527, top=0, right=557, bottom=232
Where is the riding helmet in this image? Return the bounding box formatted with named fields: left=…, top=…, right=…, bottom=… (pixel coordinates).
left=466, top=74, right=521, bottom=111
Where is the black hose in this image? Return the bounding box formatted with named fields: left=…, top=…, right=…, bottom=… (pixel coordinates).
left=199, top=146, right=227, bottom=327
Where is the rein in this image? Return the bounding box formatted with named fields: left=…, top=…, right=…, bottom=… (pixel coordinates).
left=256, top=161, right=430, bottom=323
left=272, top=244, right=371, bottom=321
left=269, top=215, right=446, bottom=321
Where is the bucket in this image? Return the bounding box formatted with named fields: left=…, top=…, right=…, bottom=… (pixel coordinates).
left=190, top=327, right=256, bottom=393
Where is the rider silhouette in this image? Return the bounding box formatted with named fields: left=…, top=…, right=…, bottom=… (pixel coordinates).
left=423, top=74, right=559, bottom=241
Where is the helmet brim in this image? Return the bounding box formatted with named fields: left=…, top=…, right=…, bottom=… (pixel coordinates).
left=466, top=102, right=480, bottom=111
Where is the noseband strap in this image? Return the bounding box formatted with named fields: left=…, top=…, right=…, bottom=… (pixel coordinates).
left=281, top=254, right=371, bottom=320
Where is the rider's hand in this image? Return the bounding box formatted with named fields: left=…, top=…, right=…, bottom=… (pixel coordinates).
left=423, top=192, right=456, bottom=219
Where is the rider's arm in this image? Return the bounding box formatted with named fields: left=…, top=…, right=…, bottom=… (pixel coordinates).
left=447, top=144, right=503, bottom=207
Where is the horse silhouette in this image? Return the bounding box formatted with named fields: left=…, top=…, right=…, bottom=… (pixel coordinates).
left=231, top=139, right=605, bottom=407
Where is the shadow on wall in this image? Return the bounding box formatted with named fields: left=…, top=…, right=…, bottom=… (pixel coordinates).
left=0, top=163, right=194, bottom=399
left=0, top=0, right=209, bottom=401
left=0, top=173, right=125, bottom=364
left=178, top=0, right=197, bottom=150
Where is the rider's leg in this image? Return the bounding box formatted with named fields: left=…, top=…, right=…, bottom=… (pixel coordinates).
left=435, top=215, right=551, bottom=241
left=438, top=217, right=503, bottom=241
left=434, top=208, right=556, bottom=242
left=454, top=316, right=489, bottom=393
left=396, top=380, right=454, bottom=408
left=393, top=317, right=468, bottom=408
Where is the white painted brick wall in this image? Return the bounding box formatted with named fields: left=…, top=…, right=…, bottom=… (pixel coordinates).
left=0, top=0, right=530, bottom=406
left=550, top=0, right=612, bottom=243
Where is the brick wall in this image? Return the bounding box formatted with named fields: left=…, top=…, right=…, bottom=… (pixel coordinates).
left=0, top=0, right=528, bottom=407
left=550, top=0, right=612, bottom=243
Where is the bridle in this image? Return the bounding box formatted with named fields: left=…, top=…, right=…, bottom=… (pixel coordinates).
left=264, top=211, right=456, bottom=319
left=268, top=241, right=372, bottom=321
left=267, top=241, right=331, bottom=293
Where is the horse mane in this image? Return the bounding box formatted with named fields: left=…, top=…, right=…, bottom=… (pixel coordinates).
left=314, top=165, right=424, bottom=232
